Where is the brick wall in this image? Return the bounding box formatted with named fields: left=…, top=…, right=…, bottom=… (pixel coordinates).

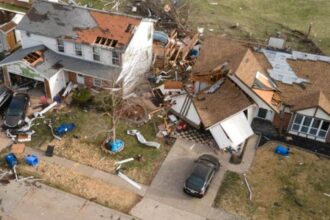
left=273, top=112, right=293, bottom=132
left=84, top=75, right=93, bottom=88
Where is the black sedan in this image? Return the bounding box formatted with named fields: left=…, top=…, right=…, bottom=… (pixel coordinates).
left=183, top=154, right=220, bottom=198
left=3, top=93, right=30, bottom=129
left=0, top=85, right=13, bottom=112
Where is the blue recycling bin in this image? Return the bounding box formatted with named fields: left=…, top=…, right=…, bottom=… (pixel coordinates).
left=274, top=145, right=290, bottom=156
left=25, top=155, right=39, bottom=167
left=5, top=153, right=18, bottom=168
left=55, top=123, right=76, bottom=136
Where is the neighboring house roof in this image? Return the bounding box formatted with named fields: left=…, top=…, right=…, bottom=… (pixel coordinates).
left=193, top=78, right=253, bottom=127
left=289, top=91, right=330, bottom=114
left=0, top=21, right=16, bottom=33
left=17, top=0, right=141, bottom=48
left=273, top=59, right=330, bottom=114
left=0, top=45, right=121, bottom=80
left=192, top=36, right=248, bottom=74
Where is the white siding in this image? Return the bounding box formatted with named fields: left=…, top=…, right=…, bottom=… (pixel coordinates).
left=209, top=125, right=232, bottom=149
left=247, top=104, right=258, bottom=123
left=7, top=62, right=44, bottom=81
left=21, top=31, right=57, bottom=50
left=171, top=94, right=201, bottom=127
left=315, top=108, right=330, bottom=121
left=48, top=70, right=66, bottom=98
left=296, top=108, right=316, bottom=117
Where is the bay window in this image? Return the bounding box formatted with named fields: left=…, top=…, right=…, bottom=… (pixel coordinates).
left=291, top=114, right=329, bottom=139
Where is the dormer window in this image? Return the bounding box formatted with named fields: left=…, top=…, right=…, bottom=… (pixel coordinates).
left=57, top=39, right=64, bottom=52
left=125, top=24, right=135, bottom=33
left=75, top=43, right=82, bottom=56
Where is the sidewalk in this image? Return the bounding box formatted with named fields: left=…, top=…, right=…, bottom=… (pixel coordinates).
left=25, top=147, right=148, bottom=196
left=0, top=181, right=134, bottom=220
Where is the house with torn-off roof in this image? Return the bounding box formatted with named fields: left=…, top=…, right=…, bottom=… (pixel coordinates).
left=0, top=0, right=154, bottom=98
left=189, top=36, right=330, bottom=146
left=0, top=10, right=24, bottom=53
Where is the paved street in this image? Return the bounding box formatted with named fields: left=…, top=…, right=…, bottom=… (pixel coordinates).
left=131, top=138, right=241, bottom=220
left=0, top=181, right=135, bottom=220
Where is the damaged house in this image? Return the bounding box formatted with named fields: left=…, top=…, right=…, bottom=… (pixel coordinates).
left=0, top=0, right=154, bottom=98
left=178, top=37, right=330, bottom=148
left=0, top=10, right=23, bottom=53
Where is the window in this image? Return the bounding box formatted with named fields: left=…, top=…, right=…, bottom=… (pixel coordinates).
left=112, top=50, right=121, bottom=65
left=93, top=78, right=102, bottom=87
left=57, top=39, right=64, bottom=52
left=257, top=108, right=268, bottom=119
left=75, top=43, right=82, bottom=56
left=291, top=114, right=330, bottom=139
left=93, top=46, right=100, bottom=61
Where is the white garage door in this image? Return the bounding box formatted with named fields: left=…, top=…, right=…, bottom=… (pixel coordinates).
left=220, top=112, right=254, bottom=147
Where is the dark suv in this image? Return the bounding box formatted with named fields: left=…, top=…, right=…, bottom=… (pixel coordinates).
left=3, top=93, right=29, bottom=129
left=183, top=154, right=220, bottom=198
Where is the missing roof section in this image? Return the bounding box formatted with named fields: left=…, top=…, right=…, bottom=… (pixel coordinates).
left=23, top=50, right=44, bottom=67
left=95, top=36, right=118, bottom=47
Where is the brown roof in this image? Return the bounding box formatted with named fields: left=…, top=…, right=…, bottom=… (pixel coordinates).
left=0, top=21, right=16, bottom=33
left=272, top=59, right=330, bottom=114
left=193, top=78, right=253, bottom=127
left=289, top=91, right=330, bottom=114
left=75, top=11, right=140, bottom=46
left=235, top=49, right=267, bottom=87
left=192, top=37, right=249, bottom=75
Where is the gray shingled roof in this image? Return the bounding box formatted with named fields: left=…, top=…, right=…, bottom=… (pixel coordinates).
left=17, top=1, right=96, bottom=39
left=0, top=46, right=121, bottom=80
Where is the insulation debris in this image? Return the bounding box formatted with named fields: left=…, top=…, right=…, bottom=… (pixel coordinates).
left=127, top=129, right=161, bottom=149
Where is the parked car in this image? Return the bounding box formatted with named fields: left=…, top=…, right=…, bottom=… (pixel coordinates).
left=3, top=93, right=30, bottom=129
left=183, top=154, right=220, bottom=198
left=0, top=85, right=13, bottom=113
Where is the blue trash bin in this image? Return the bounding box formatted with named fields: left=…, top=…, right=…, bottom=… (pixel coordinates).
left=5, top=153, right=18, bottom=168
left=274, top=145, right=290, bottom=156
left=25, top=155, right=39, bottom=167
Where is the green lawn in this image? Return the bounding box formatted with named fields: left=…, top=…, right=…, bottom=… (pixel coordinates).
left=188, top=0, right=330, bottom=54
left=28, top=106, right=170, bottom=185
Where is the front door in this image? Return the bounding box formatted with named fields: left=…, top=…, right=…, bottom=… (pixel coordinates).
left=76, top=73, right=85, bottom=85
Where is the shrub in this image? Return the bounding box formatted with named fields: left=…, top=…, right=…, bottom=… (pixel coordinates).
left=72, top=88, right=92, bottom=107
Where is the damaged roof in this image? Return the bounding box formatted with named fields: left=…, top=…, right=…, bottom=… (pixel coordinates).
left=17, top=0, right=141, bottom=48
left=0, top=21, right=16, bottom=33
left=192, top=36, right=249, bottom=75
left=0, top=45, right=121, bottom=80
left=193, top=78, right=253, bottom=127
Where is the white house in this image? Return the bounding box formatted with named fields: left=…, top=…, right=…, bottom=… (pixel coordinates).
left=0, top=0, right=154, bottom=98
left=171, top=78, right=256, bottom=151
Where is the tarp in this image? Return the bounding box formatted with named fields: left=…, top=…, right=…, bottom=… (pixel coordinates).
left=220, top=112, right=254, bottom=148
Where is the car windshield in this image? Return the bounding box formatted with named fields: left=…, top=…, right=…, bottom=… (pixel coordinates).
left=7, top=100, right=24, bottom=116
left=187, top=175, right=204, bottom=189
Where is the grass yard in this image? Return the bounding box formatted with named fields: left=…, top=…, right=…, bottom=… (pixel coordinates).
left=188, top=0, right=330, bottom=54
left=17, top=161, right=141, bottom=213
left=29, top=106, right=171, bottom=185
left=214, top=141, right=330, bottom=220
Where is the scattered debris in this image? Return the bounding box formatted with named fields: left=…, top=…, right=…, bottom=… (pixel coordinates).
left=54, top=123, right=75, bottom=136
left=274, top=145, right=290, bottom=156
left=116, top=170, right=142, bottom=190
left=115, top=157, right=135, bottom=165
left=45, top=145, right=55, bottom=157
left=34, top=101, right=58, bottom=118
left=11, top=143, right=26, bottom=154
left=127, top=130, right=161, bottom=149
left=243, top=173, right=252, bottom=201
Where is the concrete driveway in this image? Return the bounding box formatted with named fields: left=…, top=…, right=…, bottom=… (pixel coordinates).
left=131, top=138, right=238, bottom=220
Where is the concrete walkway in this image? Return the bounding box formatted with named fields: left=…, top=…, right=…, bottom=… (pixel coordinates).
left=0, top=181, right=135, bottom=220
left=221, top=134, right=259, bottom=174
left=25, top=147, right=148, bottom=196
